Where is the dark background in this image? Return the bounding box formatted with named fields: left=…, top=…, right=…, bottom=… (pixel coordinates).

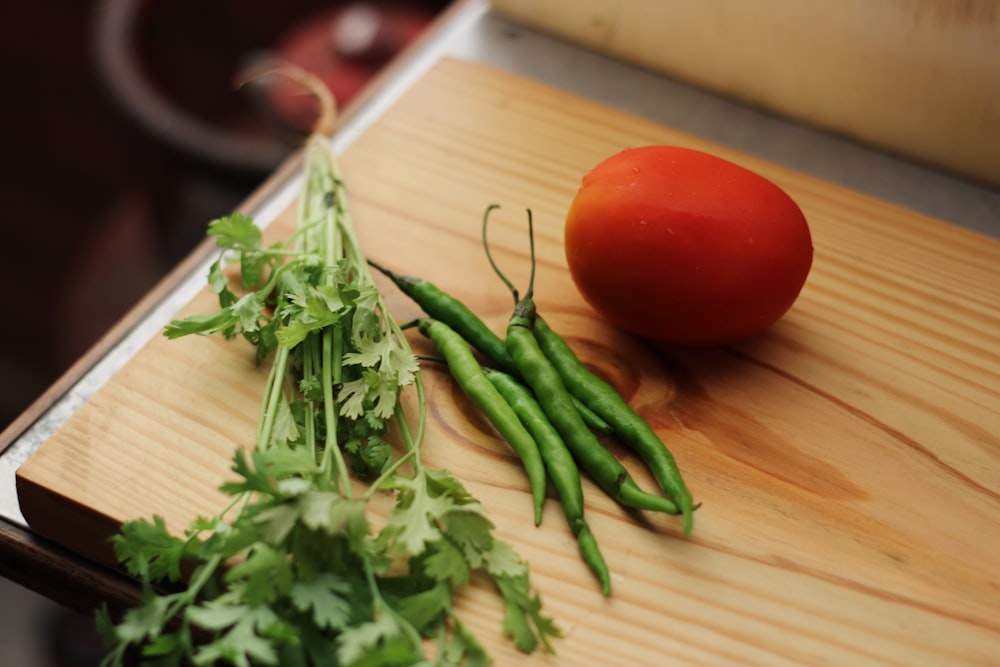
left=0, top=0, right=449, bottom=433
left=0, top=3, right=449, bottom=664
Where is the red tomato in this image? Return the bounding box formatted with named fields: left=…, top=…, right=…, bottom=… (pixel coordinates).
left=564, top=146, right=813, bottom=346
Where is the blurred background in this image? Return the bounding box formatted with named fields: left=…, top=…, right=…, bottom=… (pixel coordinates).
left=0, top=0, right=450, bottom=431
left=0, top=0, right=449, bottom=664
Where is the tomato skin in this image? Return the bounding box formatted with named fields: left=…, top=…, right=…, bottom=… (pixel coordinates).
left=564, top=146, right=813, bottom=346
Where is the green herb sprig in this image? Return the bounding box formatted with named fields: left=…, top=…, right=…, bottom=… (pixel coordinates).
left=97, top=70, right=558, bottom=666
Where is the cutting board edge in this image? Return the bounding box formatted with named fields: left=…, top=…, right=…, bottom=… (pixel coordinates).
left=16, top=470, right=121, bottom=567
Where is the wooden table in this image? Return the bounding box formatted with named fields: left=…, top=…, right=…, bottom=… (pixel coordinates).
left=3, top=2, right=999, bottom=665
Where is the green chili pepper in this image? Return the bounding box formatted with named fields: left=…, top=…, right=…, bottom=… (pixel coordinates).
left=482, top=204, right=680, bottom=518
left=505, top=300, right=678, bottom=516
left=371, top=258, right=518, bottom=375
left=370, top=258, right=613, bottom=435
left=416, top=317, right=546, bottom=524
left=485, top=368, right=611, bottom=595
left=534, top=316, right=695, bottom=535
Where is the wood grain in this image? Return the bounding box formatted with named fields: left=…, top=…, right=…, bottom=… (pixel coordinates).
left=17, top=58, right=1000, bottom=666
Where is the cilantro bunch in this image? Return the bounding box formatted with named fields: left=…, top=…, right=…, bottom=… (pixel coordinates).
left=97, top=125, right=558, bottom=665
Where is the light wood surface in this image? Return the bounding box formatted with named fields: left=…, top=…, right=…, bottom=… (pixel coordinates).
left=17, top=58, right=1000, bottom=666
left=491, top=0, right=1000, bottom=187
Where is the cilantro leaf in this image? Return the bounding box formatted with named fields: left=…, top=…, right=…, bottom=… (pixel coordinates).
left=207, top=257, right=232, bottom=296
left=190, top=606, right=281, bottom=667
left=298, top=492, right=368, bottom=543
left=423, top=538, right=471, bottom=588
left=443, top=511, right=495, bottom=570
left=485, top=539, right=527, bottom=579
left=390, top=579, right=451, bottom=634
left=185, top=598, right=251, bottom=631
left=112, top=590, right=179, bottom=644
left=343, top=334, right=393, bottom=369
left=207, top=213, right=261, bottom=251
left=224, top=543, right=294, bottom=606
left=231, top=293, right=265, bottom=334
left=112, top=515, right=190, bottom=582
left=268, top=392, right=301, bottom=447
left=163, top=309, right=238, bottom=340
left=444, top=618, right=491, bottom=667
left=140, top=630, right=188, bottom=662
left=163, top=292, right=265, bottom=340
left=276, top=288, right=349, bottom=348
left=338, top=376, right=372, bottom=420
left=383, top=473, right=459, bottom=556
left=369, top=375, right=398, bottom=420
left=392, top=347, right=419, bottom=387
left=253, top=503, right=301, bottom=546
left=335, top=612, right=402, bottom=666
left=219, top=450, right=277, bottom=497
left=496, top=571, right=562, bottom=654
left=289, top=573, right=352, bottom=631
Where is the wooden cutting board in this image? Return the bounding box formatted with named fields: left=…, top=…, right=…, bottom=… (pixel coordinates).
left=17, top=58, right=1000, bottom=666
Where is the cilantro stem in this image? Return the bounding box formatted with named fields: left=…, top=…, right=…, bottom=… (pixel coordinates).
left=322, top=325, right=352, bottom=495
left=244, top=258, right=297, bottom=306
left=257, top=346, right=291, bottom=451
left=363, top=395, right=421, bottom=501
left=173, top=554, right=223, bottom=611
left=366, top=566, right=425, bottom=654
left=303, top=338, right=320, bottom=465
left=300, top=135, right=354, bottom=498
